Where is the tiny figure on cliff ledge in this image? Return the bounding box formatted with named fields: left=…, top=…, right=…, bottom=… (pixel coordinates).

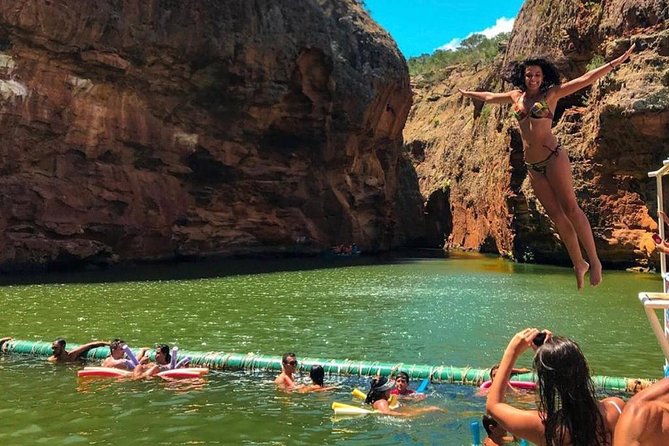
left=458, top=45, right=634, bottom=290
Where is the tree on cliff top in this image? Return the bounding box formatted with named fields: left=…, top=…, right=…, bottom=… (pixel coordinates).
left=408, top=32, right=509, bottom=82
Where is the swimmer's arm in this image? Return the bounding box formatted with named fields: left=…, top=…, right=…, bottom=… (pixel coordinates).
left=397, top=392, right=427, bottom=401
left=458, top=89, right=519, bottom=104
left=68, top=341, right=109, bottom=360
left=374, top=400, right=443, bottom=417
left=136, top=347, right=150, bottom=361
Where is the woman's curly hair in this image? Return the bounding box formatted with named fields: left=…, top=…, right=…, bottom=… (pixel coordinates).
left=507, top=57, right=561, bottom=92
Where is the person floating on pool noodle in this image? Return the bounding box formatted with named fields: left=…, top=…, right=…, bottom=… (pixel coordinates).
left=613, top=377, right=669, bottom=446
left=132, top=344, right=172, bottom=378
left=459, top=45, right=634, bottom=290
left=364, top=376, right=442, bottom=417
left=486, top=328, right=625, bottom=446
left=48, top=338, right=109, bottom=363
left=297, top=365, right=338, bottom=393
left=275, top=352, right=298, bottom=390
left=390, top=371, right=426, bottom=401
left=102, top=340, right=150, bottom=370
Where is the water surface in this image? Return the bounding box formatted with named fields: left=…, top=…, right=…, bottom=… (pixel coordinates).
left=0, top=256, right=662, bottom=445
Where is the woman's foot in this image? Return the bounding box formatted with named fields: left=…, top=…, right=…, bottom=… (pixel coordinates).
left=574, top=260, right=590, bottom=290
left=589, top=260, right=602, bottom=287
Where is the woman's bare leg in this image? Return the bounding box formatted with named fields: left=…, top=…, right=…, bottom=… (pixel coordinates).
left=545, top=153, right=602, bottom=286
left=528, top=170, right=590, bottom=289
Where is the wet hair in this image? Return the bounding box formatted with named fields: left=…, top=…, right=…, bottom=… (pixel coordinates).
left=109, top=338, right=124, bottom=353
left=282, top=352, right=296, bottom=364
left=534, top=336, right=608, bottom=446
left=490, top=364, right=499, bottom=381
left=396, top=371, right=410, bottom=382
left=310, top=365, right=325, bottom=386
left=157, top=344, right=171, bottom=363
left=364, top=377, right=394, bottom=404
left=482, top=414, right=498, bottom=435
left=54, top=338, right=66, bottom=348
left=507, top=57, right=561, bottom=93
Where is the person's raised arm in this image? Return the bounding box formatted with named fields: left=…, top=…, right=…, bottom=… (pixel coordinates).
left=458, top=88, right=519, bottom=104
left=553, top=45, right=634, bottom=99
left=486, top=328, right=546, bottom=446
left=68, top=340, right=109, bottom=360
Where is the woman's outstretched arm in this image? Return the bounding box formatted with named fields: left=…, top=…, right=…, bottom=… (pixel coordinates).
left=553, top=45, right=634, bottom=99
left=458, top=88, right=519, bottom=104
left=486, top=328, right=546, bottom=446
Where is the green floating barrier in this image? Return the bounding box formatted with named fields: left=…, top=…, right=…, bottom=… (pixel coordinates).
left=0, top=338, right=655, bottom=393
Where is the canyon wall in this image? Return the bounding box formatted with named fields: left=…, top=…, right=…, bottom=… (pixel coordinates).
left=0, top=0, right=421, bottom=270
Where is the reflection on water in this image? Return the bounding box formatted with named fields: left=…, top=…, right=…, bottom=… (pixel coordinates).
left=0, top=256, right=663, bottom=444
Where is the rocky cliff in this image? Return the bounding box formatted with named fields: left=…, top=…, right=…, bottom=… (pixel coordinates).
left=405, top=0, right=669, bottom=268
left=0, top=0, right=421, bottom=271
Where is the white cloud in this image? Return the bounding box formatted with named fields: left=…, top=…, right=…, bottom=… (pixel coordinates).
left=439, top=38, right=462, bottom=52
left=436, top=17, right=515, bottom=52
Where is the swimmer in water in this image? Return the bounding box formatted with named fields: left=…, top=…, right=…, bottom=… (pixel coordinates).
left=297, top=365, right=338, bottom=393
left=275, top=352, right=298, bottom=390
left=48, top=338, right=109, bottom=363
left=132, top=344, right=171, bottom=378
left=365, top=376, right=443, bottom=417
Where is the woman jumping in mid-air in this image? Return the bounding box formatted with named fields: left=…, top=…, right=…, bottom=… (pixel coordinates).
left=459, top=45, right=634, bottom=289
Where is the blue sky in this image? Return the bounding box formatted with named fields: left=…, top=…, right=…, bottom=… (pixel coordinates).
left=363, top=0, right=525, bottom=58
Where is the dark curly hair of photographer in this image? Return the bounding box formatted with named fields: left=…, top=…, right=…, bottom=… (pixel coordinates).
left=507, top=57, right=561, bottom=92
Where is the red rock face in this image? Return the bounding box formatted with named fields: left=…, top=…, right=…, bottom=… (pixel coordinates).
left=406, top=0, right=669, bottom=268
left=0, top=1, right=419, bottom=270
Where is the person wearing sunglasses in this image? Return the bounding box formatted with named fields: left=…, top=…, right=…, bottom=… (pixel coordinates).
left=275, top=352, right=299, bottom=390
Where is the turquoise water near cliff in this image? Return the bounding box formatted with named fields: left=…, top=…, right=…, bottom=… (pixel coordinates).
left=0, top=255, right=662, bottom=445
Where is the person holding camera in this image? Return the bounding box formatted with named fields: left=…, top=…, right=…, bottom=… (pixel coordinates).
left=486, top=328, right=625, bottom=445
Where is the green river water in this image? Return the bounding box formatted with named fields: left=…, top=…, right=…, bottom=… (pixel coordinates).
left=0, top=254, right=663, bottom=445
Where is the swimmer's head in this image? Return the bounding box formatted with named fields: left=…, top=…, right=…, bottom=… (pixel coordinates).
left=481, top=414, right=506, bottom=436
left=310, top=365, right=325, bottom=386
left=52, top=338, right=66, bottom=355
left=282, top=352, right=297, bottom=370
left=155, top=344, right=171, bottom=365
left=395, top=371, right=410, bottom=393
left=490, top=364, right=500, bottom=381
left=364, top=376, right=395, bottom=404
left=109, top=338, right=125, bottom=356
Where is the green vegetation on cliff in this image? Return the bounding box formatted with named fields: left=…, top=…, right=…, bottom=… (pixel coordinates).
left=408, top=33, right=509, bottom=80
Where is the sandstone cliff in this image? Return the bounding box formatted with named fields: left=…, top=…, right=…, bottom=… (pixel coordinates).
left=405, top=0, right=669, bottom=268
left=0, top=0, right=421, bottom=271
